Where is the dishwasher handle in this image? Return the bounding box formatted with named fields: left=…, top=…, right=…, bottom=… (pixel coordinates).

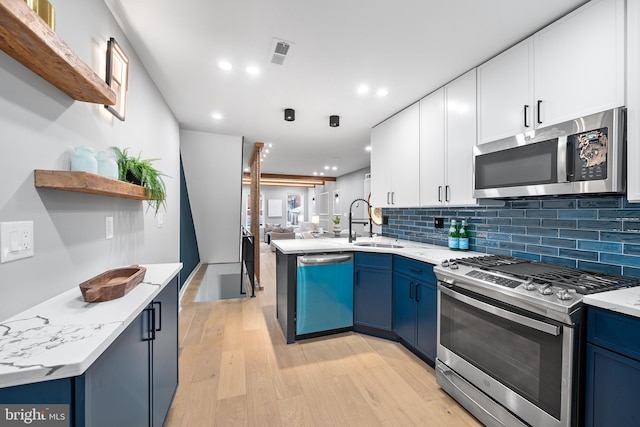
left=298, top=254, right=353, bottom=265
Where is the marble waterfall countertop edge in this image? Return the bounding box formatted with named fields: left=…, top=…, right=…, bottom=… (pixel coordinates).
left=0, top=263, right=182, bottom=389
left=271, top=236, right=482, bottom=266
left=583, top=286, right=640, bottom=319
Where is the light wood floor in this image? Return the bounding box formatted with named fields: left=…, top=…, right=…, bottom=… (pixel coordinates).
left=165, top=243, right=483, bottom=427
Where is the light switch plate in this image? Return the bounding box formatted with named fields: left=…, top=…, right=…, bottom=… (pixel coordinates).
left=1, top=221, right=34, bottom=263
left=105, top=217, right=114, bottom=240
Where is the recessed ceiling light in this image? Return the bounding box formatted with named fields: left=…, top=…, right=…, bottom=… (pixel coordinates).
left=320, top=172, right=325, bottom=176
left=268, top=143, right=273, bottom=148
left=265, top=149, right=270, bottom=153
left=324, top=166, right=330, bottom=170
left=244, top=167, right=250, bottom=172
left=332, top=166, right=337, bottom=171
left=376, top=88, right=389, bottom=97
left=246, top=66, right=260, bottom=75
left=211, top=112, right=223, bottom=120
left=365, top=145, right=372, bottom=152
left=218, top=61, right=232, bottom=71
left=357, top=85, right=369, bottom=95
left=313, top=172, right=318, bottom=176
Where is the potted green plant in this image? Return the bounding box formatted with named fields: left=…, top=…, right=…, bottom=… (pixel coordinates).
left=332, top=215, right=341, bottom=236
left=111, top=147, right=167, bottom=214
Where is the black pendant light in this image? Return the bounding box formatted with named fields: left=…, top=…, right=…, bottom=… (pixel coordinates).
left=329, top=115, right=340, bottom=127
left=284, top=108, right=295, bottom=121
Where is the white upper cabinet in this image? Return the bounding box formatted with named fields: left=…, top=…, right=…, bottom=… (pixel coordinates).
left=627, top=0, right=640, bottom=202
left=370, top=102, right=420, bottom=208
left=477, top=38, right=534, bottom=144
left=477, top=0, right=625, bottom=144
left=534, top=0, right=625, bottom=127
left=446, top=69, right=478, bottom=206
left=421, top=69, right=479, bottom=207
left=419, top=88, right=446, bottom=206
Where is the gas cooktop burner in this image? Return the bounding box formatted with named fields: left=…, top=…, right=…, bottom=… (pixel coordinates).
left=448, top=255, right=640, bottom=295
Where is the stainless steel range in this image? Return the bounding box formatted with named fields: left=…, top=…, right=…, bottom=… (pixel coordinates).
left=434, top=255, right=640, bottom=427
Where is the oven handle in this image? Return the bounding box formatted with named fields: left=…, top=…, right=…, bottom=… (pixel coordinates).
left=439, top=285, right=560, bottom=336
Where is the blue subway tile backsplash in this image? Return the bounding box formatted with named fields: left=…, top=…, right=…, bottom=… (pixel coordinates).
left=381, top=195, right=640, bottom=276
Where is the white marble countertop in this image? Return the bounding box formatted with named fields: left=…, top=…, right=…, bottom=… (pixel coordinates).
left=272, top=236, right=481, bottom=266
left=583, top=287, right=640, bottom=319
left=0, top=263, right=182, bottom=389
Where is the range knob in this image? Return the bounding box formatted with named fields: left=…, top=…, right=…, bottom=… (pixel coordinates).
left=522, top=280, right=537, bottom=291
left=538, top=285, right=554, bottom=296
left=556, top=289, right=574, bottom=301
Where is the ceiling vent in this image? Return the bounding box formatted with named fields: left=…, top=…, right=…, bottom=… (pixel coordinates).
left=270, top=38, right=294, bottom=65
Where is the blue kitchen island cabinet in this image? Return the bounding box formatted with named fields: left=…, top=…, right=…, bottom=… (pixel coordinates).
left=0, top=276, right=179, bottom=427
left=354, top=253, right=393, bottom=332
left=585, top=307, right=640, bottom=427
left=392, top=256, right=438, bottom=364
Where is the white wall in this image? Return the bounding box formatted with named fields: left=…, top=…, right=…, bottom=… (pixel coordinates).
left=0, top=0, right=181, bottom=320
left=335, top=167, right=375, bottom=235
left=241, top=186, right=308, bottom=228
left=180, top=130, right=242, bottom=263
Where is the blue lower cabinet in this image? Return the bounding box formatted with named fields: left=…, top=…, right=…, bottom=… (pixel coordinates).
left=392, top=273, right=416, bottom=345
left=415, top=282, right=437, bottom=361
left=586, top=307, right=640, bottom=427
left=354, top=254, right=392, bottom=331
left=585, top=343, right=640, bottom=427
left=392, top=256, right=438, bottom=364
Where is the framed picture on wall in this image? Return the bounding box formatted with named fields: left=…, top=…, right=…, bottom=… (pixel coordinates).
left=268, top=199, right=282, bottom=217
left=105, top=37, right=129, bottom=121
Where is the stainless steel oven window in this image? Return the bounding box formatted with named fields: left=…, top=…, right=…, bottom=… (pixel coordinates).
left=439, top=292, right=563, bottom=420
left=475, top=138, right=558, bottom=189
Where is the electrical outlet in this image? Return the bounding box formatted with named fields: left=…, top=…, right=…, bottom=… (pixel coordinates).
left=1, top=221, right=34, bottom=263
left=434, top=217, right=444, bottom=229
left=106, top=216, right=114, bottom=240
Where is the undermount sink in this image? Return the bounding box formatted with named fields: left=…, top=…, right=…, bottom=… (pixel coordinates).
left=353, top=242, right=403, bottom=248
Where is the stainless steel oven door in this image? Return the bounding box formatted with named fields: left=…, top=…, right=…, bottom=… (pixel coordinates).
left=437, top=285, right=575, bottom=427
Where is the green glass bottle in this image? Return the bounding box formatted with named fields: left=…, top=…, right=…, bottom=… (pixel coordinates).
left=459, top=219, right=469, bottom=251
left=448, top=219, right=459, bottom=250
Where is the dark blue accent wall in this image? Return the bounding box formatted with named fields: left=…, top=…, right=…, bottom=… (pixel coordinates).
left=179, top=155, right=199, bottom=289
left=382, top=195, right=640, bottom=277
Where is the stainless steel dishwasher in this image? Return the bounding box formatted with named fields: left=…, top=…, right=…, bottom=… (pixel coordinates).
left=296, top=253, right=354, bottom=336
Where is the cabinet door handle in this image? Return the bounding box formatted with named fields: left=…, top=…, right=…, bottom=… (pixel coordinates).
left=391, top=192, right=395, bottom=205
left=416, top=284, right=421, bottom=302
left=386, top=192, right=391, bottom=205
left=409, top=282, right=414, bottom=300
left=445, top=185, right=450, bottom=202
left=143, top=306, right=156, bottom=341
left=438, top=186, right=442, bottom=202
left=524, top=104, right=529, bottom=128
left=408, top=266, right=422, bottom=274
left=537, top=100, right=543, bottom=125
left=153, top=301, right=162, bottom=332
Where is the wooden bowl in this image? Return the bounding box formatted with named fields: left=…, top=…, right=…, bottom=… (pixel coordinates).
left=79, top=265, right=147, bottom=303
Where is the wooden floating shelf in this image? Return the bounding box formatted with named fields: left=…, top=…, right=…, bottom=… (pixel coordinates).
left=0, top=0, right=116, bottom=105
left=34, top=170, right=148, bottom=200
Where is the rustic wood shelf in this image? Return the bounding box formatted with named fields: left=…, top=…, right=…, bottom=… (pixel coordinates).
left=35, top=170, right=148, bottom=200
left=0, top=0, right=116, bottom=105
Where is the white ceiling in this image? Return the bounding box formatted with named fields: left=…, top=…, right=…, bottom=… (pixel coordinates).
left=105, top=0, right=587, bottom=178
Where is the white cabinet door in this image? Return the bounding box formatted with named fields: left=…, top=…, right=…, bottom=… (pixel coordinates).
left=370, top=102, right=420, bottom=208
left=370, top=118, right=394, bottom=207
left=389, top=103, right=421, bottom=208
left=534, top=0, right=625, bottom=127
left=477, top=38, right=533, bottom=144
left=445, top=69, right=477, bottom=206
left=627, top=0, right=640, bottom=202
left=419, top=88, right=445, bottom=205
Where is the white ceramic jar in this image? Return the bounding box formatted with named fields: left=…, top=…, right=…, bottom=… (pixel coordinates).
left=71, top=147, right=97, bottom=173
left=97, top=150, right=119, bottom=179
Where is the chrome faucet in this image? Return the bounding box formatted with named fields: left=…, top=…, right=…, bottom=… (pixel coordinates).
left=348, top=198, right=373, bottom=243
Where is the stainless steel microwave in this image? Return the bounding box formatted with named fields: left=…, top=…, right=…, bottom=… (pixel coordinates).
left=473, top=108, right=626, bottom=198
